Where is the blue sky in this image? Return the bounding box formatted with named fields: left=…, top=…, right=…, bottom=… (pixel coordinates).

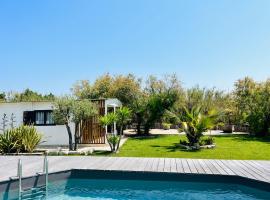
left=0, top=0, right=270, bottom=95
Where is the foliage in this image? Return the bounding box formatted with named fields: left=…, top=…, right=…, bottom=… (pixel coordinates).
left=181, top=106, right=219, bottom=146
left=71, top=74, right=141, bottom=107
left=162, top=123, right=171, bottom=130
left=234, top=77, right=270, bottom=136
left=116, top=107, right=132, bottom=135
left=106, top=134, right=121, bottom=152
left=72, top=99, right=98, bottom=123
left=99, top=113, right=117, bottom=128
left=0, top=125, right=42, bottom=154
left=7, top=89, right=55, bottom=102
left=110, top=74, right=141, bottom=106
left=130, top=74, right=181, bottom=134
left=53, top=96, right=97, bottom=150
left=0, top=129, right=18, bottom=153
left=200, top=136, right=215, bottom=146
left=19, top=125, right=43, bottom=153
left=0, top=92, right=6, bottom=102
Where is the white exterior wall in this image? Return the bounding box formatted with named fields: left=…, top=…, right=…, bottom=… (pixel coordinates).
left=0, top=102, right=73, bottom=146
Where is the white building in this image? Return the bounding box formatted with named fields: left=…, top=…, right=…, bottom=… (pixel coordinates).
left=0, top=99, right=122, bottom=146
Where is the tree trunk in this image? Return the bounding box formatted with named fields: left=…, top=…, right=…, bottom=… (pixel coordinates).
left=74, top=123, right=79, bottom=151
left=65, top=123, right=73, bottom=150
left=120, top=125, right=123, bottom=135
left=144, top=125, right=150, bottom=135
left=116, top=135, right=121, bottom=151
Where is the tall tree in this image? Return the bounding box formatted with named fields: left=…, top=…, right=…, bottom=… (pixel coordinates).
left=53, top=97, right=97, bottom=150
left=116, top=107, right=132, bottom=135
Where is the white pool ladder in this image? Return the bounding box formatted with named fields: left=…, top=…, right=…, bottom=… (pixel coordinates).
left=16, top=156, right=48, bottom=199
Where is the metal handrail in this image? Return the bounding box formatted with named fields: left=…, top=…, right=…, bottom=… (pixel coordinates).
left=14, top=156, right=49, bottom=199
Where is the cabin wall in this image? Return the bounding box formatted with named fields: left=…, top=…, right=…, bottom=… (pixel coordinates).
left=0, top=102, right=71, bottom=146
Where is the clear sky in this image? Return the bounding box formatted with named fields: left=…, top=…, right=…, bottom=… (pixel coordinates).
left=0, top=0, right=270, bottom=95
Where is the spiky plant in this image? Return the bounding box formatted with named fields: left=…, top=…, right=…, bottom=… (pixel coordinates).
left=181, top=106, right=219, bottom=147
left=0, top=129, right=18, bottom=153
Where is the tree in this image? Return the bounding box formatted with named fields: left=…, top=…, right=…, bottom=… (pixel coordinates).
left=72, top=99, right=98, bottom=150
left=8, top=89, right=55, bottom=102
left=133, top=75, right=181, bottom=134
left=109, top=74, right=142, bottom=107
left=234, top=77, right=270, bottom=136
left=0, top=92, right=6, bottom=102
left=53, top=96, right=74, bottom=150
left=116, top=107, right=132, bottom=135
left=99, top=113, right=120, bottom=152
left=181, top=106, right=219, bottom=147
left=53, top=97, right=97, bottom=150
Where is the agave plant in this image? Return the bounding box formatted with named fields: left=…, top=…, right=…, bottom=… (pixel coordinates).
left=19, top=126, right=43, bottom=153
left=0, top=125, right=42, bottom=154
left=181, top=106, right=219, bottom=147
left=0, top=129, right=18, bottom=153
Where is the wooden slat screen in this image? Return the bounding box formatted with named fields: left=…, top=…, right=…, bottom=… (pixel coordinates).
left=79, top=99, right=106, bottom=144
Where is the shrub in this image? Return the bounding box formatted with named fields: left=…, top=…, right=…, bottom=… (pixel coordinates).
left=162, top=123, right=171, bottom=130
left=0, top=129, right=19, bottom=153
left=181, top=106, right=219, bottom=146
left=200, top=137, right=215, bottom=146
left=19, top=126, right=43, bottom=153
left=106, top=134, right=120, bottom=152
left=0, top=125, right=42, bottom=154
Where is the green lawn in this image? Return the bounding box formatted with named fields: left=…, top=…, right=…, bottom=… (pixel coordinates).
left=115, top=135, right=270, bottom=160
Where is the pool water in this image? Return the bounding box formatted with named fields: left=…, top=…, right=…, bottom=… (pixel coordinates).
left=16, top=178, right=270, bottom=200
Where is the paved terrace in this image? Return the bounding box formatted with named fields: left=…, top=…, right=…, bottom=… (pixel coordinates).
left=0, top=156, right=270, bottom=184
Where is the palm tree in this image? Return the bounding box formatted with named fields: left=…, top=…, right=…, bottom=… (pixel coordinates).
left=181, top=106, right=219, bottom=147
left=99, top=113, right=120, bottom=152
left=116, top=107, right=131, bottom=135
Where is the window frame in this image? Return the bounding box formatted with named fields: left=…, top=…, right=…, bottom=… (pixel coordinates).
left=33, top=110, right=56, bottom=126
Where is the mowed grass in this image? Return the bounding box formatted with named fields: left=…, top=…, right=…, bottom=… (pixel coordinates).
left=116, top=135, right=270, bottom=160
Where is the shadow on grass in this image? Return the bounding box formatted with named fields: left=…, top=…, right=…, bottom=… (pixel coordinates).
left=150, top=143, right=201, bottom=153
left=128, top=135, right=160, bottom=140
left=214, top=134, right=270, bottom=143
left=91, top=150, right=113, bottom=156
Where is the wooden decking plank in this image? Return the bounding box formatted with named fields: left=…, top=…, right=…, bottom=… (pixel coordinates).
left=192, top=159, right=206, bottom=174
left=186, top=159, right=198, bottom=173
left=157, top=158, right=165, bottom=172
left=170, top=159, right=177, bottom=173
left=175, top=159, right=184, bottom=173
left=149, top=158, right=159, bottom=172
left=0, top=156, right=270, bottom=184
left=163, top=158, right=171, bottom=172
left=98, top=157, right=118, bottom=170
left=197, top=159, right=212, bottom=174
left=181, top=159, right=191, bottom=173
left=214, top=160, right=235, bottom=175
left=223, top=160, right=255, bottom=179
left=237, top=160, right=270, bottom=182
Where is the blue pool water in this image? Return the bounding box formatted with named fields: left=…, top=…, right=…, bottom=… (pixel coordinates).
left=15, top=178, right=270, bottom=200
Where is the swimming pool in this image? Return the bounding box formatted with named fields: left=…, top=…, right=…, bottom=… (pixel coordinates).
left=1, top=170, right=270, bottom=200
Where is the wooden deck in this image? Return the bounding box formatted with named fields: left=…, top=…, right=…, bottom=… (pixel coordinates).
left=0, top=156, right=270, bottom=184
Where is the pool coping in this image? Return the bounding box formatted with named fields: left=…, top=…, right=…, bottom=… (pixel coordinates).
left=1, top=169, right=270, bottom=193
left=0, top=156, right=270, bottom=193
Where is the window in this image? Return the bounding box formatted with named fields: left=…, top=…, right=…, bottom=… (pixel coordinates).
left=23, top=110, right=55, bottom=126
left=35, top=111, right=45, bottom=125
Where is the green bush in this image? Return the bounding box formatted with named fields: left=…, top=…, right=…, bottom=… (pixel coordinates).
left=162, top=123, right=171, bottom=130
left=106, top=134, right=120, bottom=152
left=200, top=137, right=215, bottom=146
left=0, top=125, right=42, bottom=154
left=0, top=129, right=19, bottom=153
